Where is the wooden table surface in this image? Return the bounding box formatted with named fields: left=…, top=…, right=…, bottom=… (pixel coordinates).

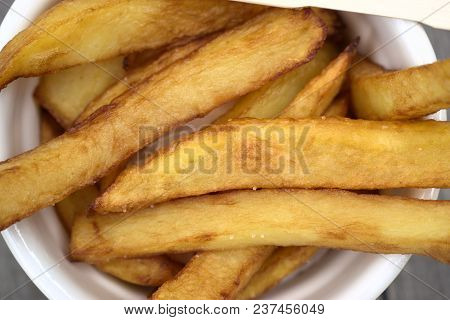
left=0, top=0, right=449, bottom=300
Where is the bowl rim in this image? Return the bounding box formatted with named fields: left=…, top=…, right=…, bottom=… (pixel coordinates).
left=0, top=0, right=445, bottom=300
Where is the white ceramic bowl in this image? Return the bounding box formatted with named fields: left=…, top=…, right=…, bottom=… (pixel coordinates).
left=0, top=0, right=445, bottom=300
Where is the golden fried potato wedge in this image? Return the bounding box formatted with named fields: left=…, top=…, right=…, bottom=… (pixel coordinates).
left=159, top=43, right=339, bottom=299
left=0, top=0, right=264, bottom=89
left=56, top=184, right=181, bottom=286
left=76, top=37, right=212, bottom=124
left=39, top=109, right=63, bottom=143
left=348, top=56, right=384, bottom=82
left=280, top=42, right=356, bottom=118
left=35, top=57, right=125, bottom=129
left=73, top=40, right=206, bottom=192
left=96, top=258, right=181, bottom=287
left=98, top=163, right=129, bottom=194
left=38, top=37, right=210, bottom=129
left=122, top=36, right=211, bottom=71
left=310, top=8, right=343, bottom=36
left=40, top=111, right=86, bottom=230
left=214, top=42, right=338, bottom=123
left=160, top=42, right=339, bottom=300
left=0, top=9, right=326, bottom=230
left=95, top=118, right=450, bottom=213
left=152, top=248, right=274, bottom=300
left=73, top=189, right=450, bottom=263
left=40, top=110, right=73, bottom=230
left=167, top=253, right=194, bottom=265
left=40, top=113, right=182, bottom=286
left=41, top=39, right=209, bottom=190
left=123, top=48, right=167, bottom=71
left=37, top=60, right=132, bottom=191
left=55, top=186, right=98, bottom=232
left=324, top=94, right=349, bottom=117
left=237, top=247, right=319, bottom=299
left=351, top=58, right=450, bottom=120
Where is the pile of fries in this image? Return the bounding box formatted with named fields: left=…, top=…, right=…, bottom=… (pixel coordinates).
left=0, top=0, right=449, bottom=300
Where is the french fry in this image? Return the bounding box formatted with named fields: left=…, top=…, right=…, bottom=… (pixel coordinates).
left=38, top=54, right=184, bottom=286
left=0, top=0, right=264, bottom=89
left=55, top=182, right=182, bottom=286
left=96, top=258, right=181, bottom=287
left=37, top=61, right=134, bottom=195
left=40, top=110, right=75, bottom=231
left=76, top=37, right=212, bottom=124
left=58, top=184, right=181, bottom=286
left=95, top=118, right=450, bottom=214
left=98, top=163, right=129, bottom=193
left=159, top=45, right=350, bottom=300
left=35, top=57, right=125, bottom=129
left=0, top=9, right=327, bottom=230
left=38, top=33, right=253, bottom=290
left=39, top=38, right=211, bottom=192
left=152, top=248, right=274, bottom=300
left=88, top=37, right=212, bottom=193
left=123, top=36, right=210, bottom=71
left=40, top=112, right=76, bottom=230
left=55, top=186, right=98, bottom=233
left=236, top=247, right=319, bottom=299
left=72, top=189, right=450, bottom=263
left=95, top=83, right=448, bottom=297
left=97, top=46, right=354, bottom=213
left=280, top=41, right=356, bottom=118
left=310, top=8, right=343, bottom=36
left=211, top=9, right=342, bottom=124
left=167, top=253, right=194, bottom=265
left=324, top=94, right=349, bottom=117
left=351, top=58, right=450, bottom=120
left=348, top=56, right=384, bottom=82
left=37, top=37, right=210, bottom=130
left=5, top=0, right=448, bottom=300
left=124, top=49, right=164, bottom=71
left=99, top=50, right=376, bottom=296
left=40, top=114, right=181, bottom=286
left=39, top=109, right=63, bottom=143
left=154, top=41, right=340, bottom=301
left=214, top=42, right=338, bottom=123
